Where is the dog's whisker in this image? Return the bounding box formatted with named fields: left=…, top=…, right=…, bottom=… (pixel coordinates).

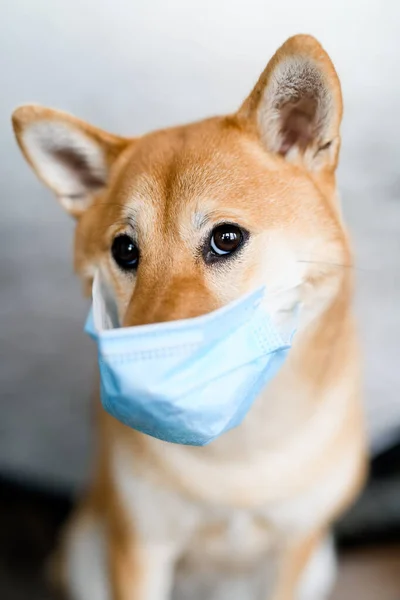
left=297, top=259, right=367, bottom=271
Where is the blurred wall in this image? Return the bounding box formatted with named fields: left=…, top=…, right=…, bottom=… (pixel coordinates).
left=0, top=0, right=399, bottom=490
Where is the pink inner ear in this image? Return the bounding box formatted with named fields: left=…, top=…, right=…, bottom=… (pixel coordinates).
left=51, top=147, right=106, bottom=192
left=278, top=97, right=318, bottom=156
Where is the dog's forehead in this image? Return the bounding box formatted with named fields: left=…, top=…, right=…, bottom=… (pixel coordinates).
left=111, top=118, right=289, bottom=228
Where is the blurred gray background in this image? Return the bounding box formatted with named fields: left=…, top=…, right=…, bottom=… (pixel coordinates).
left=0, top=0, right=399, bottom=492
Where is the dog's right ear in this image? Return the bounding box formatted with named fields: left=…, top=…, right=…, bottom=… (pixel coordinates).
left=12, top=105, right=130, bottom=218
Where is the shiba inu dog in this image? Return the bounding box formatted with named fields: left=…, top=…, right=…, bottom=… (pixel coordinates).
left=12, top=34, right=366, bottom=600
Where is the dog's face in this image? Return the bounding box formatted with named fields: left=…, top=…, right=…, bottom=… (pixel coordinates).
left=12, top=35, right=350, bottom=328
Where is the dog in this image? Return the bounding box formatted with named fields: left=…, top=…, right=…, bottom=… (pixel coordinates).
left=12, top=34, right=366, bottom=600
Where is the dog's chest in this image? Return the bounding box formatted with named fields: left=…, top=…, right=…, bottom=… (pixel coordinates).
left=187, top=448, right=354, bottom=568
left=112, top=438, right=357, bottom=569
left=112, top=441, right=274, bottom=563
left=185, top=509, right=276, bottom=569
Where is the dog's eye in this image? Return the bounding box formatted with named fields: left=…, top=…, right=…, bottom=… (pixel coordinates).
left=112, top=235, right=139, bottom=271
left=210, top=224, right=244, bottom=257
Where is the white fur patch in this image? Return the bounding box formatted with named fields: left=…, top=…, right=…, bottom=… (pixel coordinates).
left=264, top=440, right=361, bottom=535
left=112, top=441, right=198, bottom=545
left=65, top=515, right=110, bottom=600
left=297, top=536, right=337, bottom=600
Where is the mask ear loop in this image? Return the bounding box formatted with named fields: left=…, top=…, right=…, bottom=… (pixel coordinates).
left=92, top=269, right=120, bottom=331
left=259, top=281, right=303, bottom=345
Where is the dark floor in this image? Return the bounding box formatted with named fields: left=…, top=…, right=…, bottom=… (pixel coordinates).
left=332, top=547, right=400, bottom=600
left=0, top=475, right=70, bottom=600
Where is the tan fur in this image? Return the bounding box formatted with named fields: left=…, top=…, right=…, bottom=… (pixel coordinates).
left=12, top=35, right=367, bottom=600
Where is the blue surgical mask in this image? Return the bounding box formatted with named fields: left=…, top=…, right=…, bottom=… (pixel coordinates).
left=85, top=272, right=296, bottom=446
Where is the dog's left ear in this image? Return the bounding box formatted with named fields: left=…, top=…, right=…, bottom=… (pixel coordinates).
left=238, top=35, right=343, bottom=172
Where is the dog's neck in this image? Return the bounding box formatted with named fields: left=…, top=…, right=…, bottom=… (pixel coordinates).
left=112, top=282, right=359, bottom=507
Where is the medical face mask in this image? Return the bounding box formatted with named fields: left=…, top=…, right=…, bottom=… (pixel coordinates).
left=85, top=272, right=297, bottom=446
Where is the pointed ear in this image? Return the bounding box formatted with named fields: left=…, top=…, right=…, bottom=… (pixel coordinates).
left=12, top=105, right=130, bottom=218
left=238, top=35, right=343, bottom=172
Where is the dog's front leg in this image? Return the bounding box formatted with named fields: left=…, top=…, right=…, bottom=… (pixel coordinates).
left=108, top=516, right=177, bottom=600
left=106, top=443, right=195, bottom=600
left=268, top=530, right=336, bottom=600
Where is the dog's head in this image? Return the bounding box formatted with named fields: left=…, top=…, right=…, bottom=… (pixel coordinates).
left=12, top=35, right=350, bottom=328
